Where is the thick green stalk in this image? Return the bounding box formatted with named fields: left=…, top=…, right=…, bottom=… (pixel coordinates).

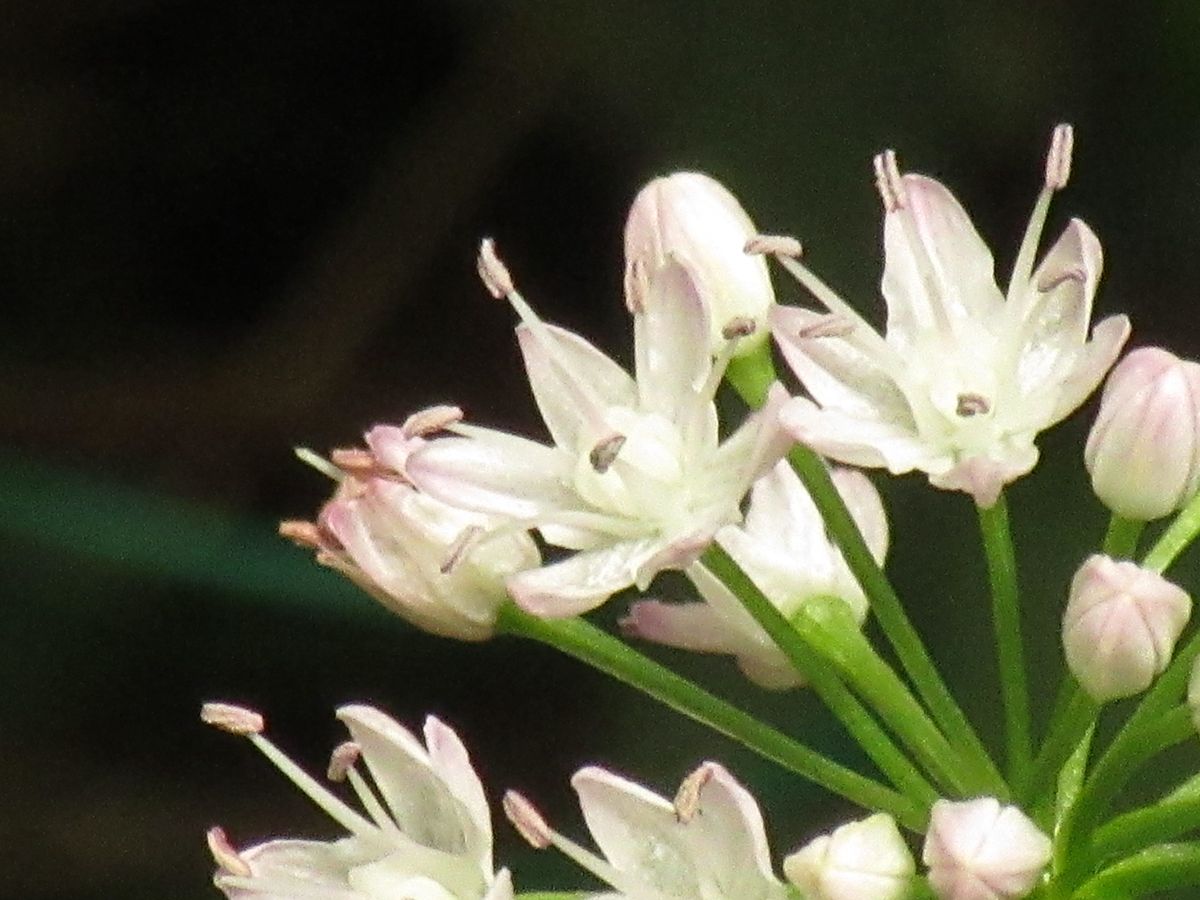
left=978, top=493, right=1032, bottom=785
left=494, top=603, right=927, bottom=831
left=1093, top=783, right=1200, bottom=863
left=699, top=548, right=945, bottom=802
left=1143, top=489, right=1200, bottom=573
left=1072, top=843, right=1200, bottom=898
left=1019, top=683, right=1097, bottom=807
left=1101, top=513, right=1145, bottom=560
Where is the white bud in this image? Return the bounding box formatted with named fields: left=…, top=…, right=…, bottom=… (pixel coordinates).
left=783, top=813, right=914, bottom=900
left=623, top=171, right=774, bottom=354
left=923, top=798, right=1051, bottom=900
left=1085, top=347, right=1200, bottom=520
left=1063, top=554, right=1191, bottom=703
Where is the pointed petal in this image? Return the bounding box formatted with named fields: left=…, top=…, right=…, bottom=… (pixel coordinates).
left=424, top=716, right=492, bottom=872
left=830, top=467, right=889, bottom=563
left=217, top=838, right=369, bottom=898
left=507, top=538, right=663, bottom=617
left=707, top=382, right=793, bottom=507
left=681, top=763, right=780, bottom=891
left=929, top=445, right=1039, bottom=507
left=779, top=396, right=931, bottom=474
left=622, top=599, right=734, bottom=653
left=635, top=261, right=711, bottom=419
left=1047, top=314, right=1131, bottom=425
left=483, top=869, right=514, bottom=900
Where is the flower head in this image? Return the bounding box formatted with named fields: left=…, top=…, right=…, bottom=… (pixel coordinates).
left=406, top=240, right=790, bottom=617
left=503, top=761, right=787, bottom=899
left=623, top=460, right=887, bottom=689
left=1062, top=554, right=1191, bottom=702
left=923, top=797, right=1051, bottom=900
left=624, top=171, right=775, bottom=355
left=1085, top=346, right=1200, bottom=520
left=783, top=813, right=914, bottom=900
left=771, top=125, right=1129, bottom=506
left=204, top=703, right=510, bottom=900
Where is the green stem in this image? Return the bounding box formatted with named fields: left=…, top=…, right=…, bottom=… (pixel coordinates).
left=978, top=493, right=1032, bottom=785
left=1073, top=843, right=1200, bottom=898
left=1020, top=683, right=1097, bottom=807
left=699, top=548, right=945, bottom=802
left=1102, top=513, right=1145, bottom=560
left=787, top=445, right=1007, bottom=795
left=494, top=603, right=928, bottom=831
left=1093, top=790, right=1200, bottom=862
left=724, top=342, right=777, bottom=408
left=1143, top=489, right=1200, bottom=573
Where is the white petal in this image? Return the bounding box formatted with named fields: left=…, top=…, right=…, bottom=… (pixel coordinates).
left=1046, top=313, right=1132, bottom=426
left=217, top=838, right=369, bottom=899
left=635, top=261, right=711, bottom=419
left=622, top=599, right=737, bottom=653
left=779, top=397, right=931, bottom=474
left=708, top=382, right=794, bottom=503
left=929, top=446, right=1039, bottom=508
left=507, top=538, right=665, bottom=617
left=424, top=716, right=493, bottom=874
left=830, top=467, right=889, bottom=563
left=483, top=869, right=514, bottom=900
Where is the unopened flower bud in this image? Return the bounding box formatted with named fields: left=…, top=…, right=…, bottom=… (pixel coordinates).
left=923, top=798, right=1051, bottom=900
left=1063, top=554, right=1191, bottom=703
left=784, top=813, right=914, bottom=900
left=624, top=171, right=774, bottom=354
left=1085, top=347, right=1200, bottom=521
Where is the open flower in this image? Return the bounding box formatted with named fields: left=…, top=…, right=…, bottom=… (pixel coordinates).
left=405, top=240, right=790, bottom=617
left=770, top=125, right=1129, bottom=507
left=203, top=703, right=511, bottom=900
left=623, top=460, right=887, bottom=689
left=503, top=761, right=787, bottom=899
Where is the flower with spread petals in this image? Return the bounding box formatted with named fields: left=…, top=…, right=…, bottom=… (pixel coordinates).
left=624, top=171, right=775, bottom=355
left=623, top=460, right=887, bottom=689
left=406, top=240, right=791, bottom=617
left=503, top=761, right=787, bottom=899
left=1062, top=554, right=1191, bottom=702
left=770, top=125, right=1129, bottom=507
left=783, top=813, right=914, bottom=900
left=282, top=409, right=541, bottom=641
left=203, top=702, right=511, bottom=900
left=923, top=797, right=1051, bottom=900
left=1085, top=347, right=1200, bottom=521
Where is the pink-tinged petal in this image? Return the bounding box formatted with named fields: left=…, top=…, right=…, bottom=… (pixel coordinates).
left=622, top=599, right=733, bottom=653
left=322, top=488, right=428, bottom=606
left=507, top=538, right=664, bottom=617
left=681, top=763, right=779, bottom=890
left=772, top=305, right=913, bottom=426
left=407, top=434, right=576, bottom=520
left=1047, top=313, right=1131, bottom=426
left=516, top=322, right=636, bottom=451
left=424, top=716, right=493, bottom=873
left=881, top=174, right=1005, bottom=356
left=708, top=382, right=793, bottom=499
left=779, top=397, right=930, bottom=474
left=830, top=467, right=889, bottom=563
left=634, top=261, right=711, bottom=420
left=365, top=425, right=422, bottom=474
left=929, top=445, right=1039, bottom=509
left=216, top=837, right=369, bottom=898
left=741, top=460, right=823, bottom=557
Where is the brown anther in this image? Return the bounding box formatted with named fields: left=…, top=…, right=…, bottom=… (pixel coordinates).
left=798, top=314, right=855, bottom=340
left=589, top=434, right=627, bottom=473
left=956, top=393, right=991, bottom=418
left=402, top=405, right=464, bottom=438
left=744, top=234, right=803, bottom=258
left=330, top=448, right=378, bottom=476
left=477, top=238, right=515, bottom=298
left=625, top=258, right=649, bottom=313
left=201, top=702, right=265, bottom=736
left=327, top=741, right=361, bottom=782
left=207, top=826, right=253, bottom=877
left=441, top=525, right=484, bottom=574
left=279, top=519, right=324, bottom=549
left=674, top=762, right=716, bottom=823
left=1036, top=266, right=1087, bottom=293
left=873, top=149, right=905, bottom=212
left=503, top=790, right=553, bottom=849
left=1045, top=123, right=1074, bottom=192
left=721, top=316, right=758, bottom=340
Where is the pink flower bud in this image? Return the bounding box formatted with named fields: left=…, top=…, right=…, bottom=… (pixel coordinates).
left=784, top=813, right=914, bottom=900
left=1063, top=554, right=1191, bottom=702
left=624, top=171, right=774, bottom=354
left=923, top=798, right=1051, bottom=900
left=1085, top=347, right=1200, bottom=520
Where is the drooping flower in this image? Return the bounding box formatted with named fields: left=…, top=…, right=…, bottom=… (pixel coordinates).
left=503, top=761, right=787, bottom=899
left=624, top=171, right=775, bottom=355
left=783, top=813, right=915, bottom=900
left=1085, top=346, right=1200, bottom=521
left=922, top=797, right=1051, bottom=900
left=203, top=702, right=511, bottom=900
left=405, top=240, right=791, bottom=617
left=1062, top=554, right=1191, bottom=702
left=769, top=125, right=1130, bottom=507
left=282, top=408, right=541, bottom=641
left=623, top=460, right=887, bottom=689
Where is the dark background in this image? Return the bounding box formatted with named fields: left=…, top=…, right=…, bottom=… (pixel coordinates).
left=5, top=2, right=1200, bottom=897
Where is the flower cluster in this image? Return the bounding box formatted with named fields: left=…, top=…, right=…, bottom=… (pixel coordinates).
left=204, top=128, right=1200, bottom=900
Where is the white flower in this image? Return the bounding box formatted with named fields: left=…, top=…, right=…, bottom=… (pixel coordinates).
left=922, top=797, right=1051, bottom=900
left=624, top=171, right=775, bottom=355
left=770, top=125, right=1129, bottom=507
left=622, top=460, right=887, bottom=689
left=783, top=813, right=915, bottom=900
left=1062, top=554, right=1191, bottom=702
left=405, top=240, right=790, bottom=617
left=503, top=761, right=787, bottom=900
left=1085, top=347, right=1200, bottom=520
left=283, top=409, right=541, bottom=641
left=203, top=703, right=511, bottom=900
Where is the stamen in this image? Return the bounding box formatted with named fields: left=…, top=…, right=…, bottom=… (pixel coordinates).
left=279, top=520, right=324, bottom=550
left=402, top=405, right=464, bottom=438
left=1044, top=123, right=1074, bottom=192
left=589, top=434, right=627, bottom=473
left=477, top=238, right=515, bottom=298
left=873, top=149, right=905, bottom=212
left=798, top=314, right=855, bottom=339
left=503, top=791, right=553, bottom=849
left=201, top=702, right=265, bottom=735
left=328, top=742, right=403, bottom=836
left=440, top=525, right=484, bottom=574
left=330, top=448, right=377, bottom=476
left=674, top=762, right=715, bottom=823
left=206, top=826, right=252, bottom=877
left=1036, top=266, right=1086, bottom=293
left=294, top=447, right=345, bottom=482
left=721, top=316, right=757, bottom=340
left=744, top=234, right=803, bottom=257
left=326, top=741, right=360, bottom=782
left=956, top=393, right=991, bottom=417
